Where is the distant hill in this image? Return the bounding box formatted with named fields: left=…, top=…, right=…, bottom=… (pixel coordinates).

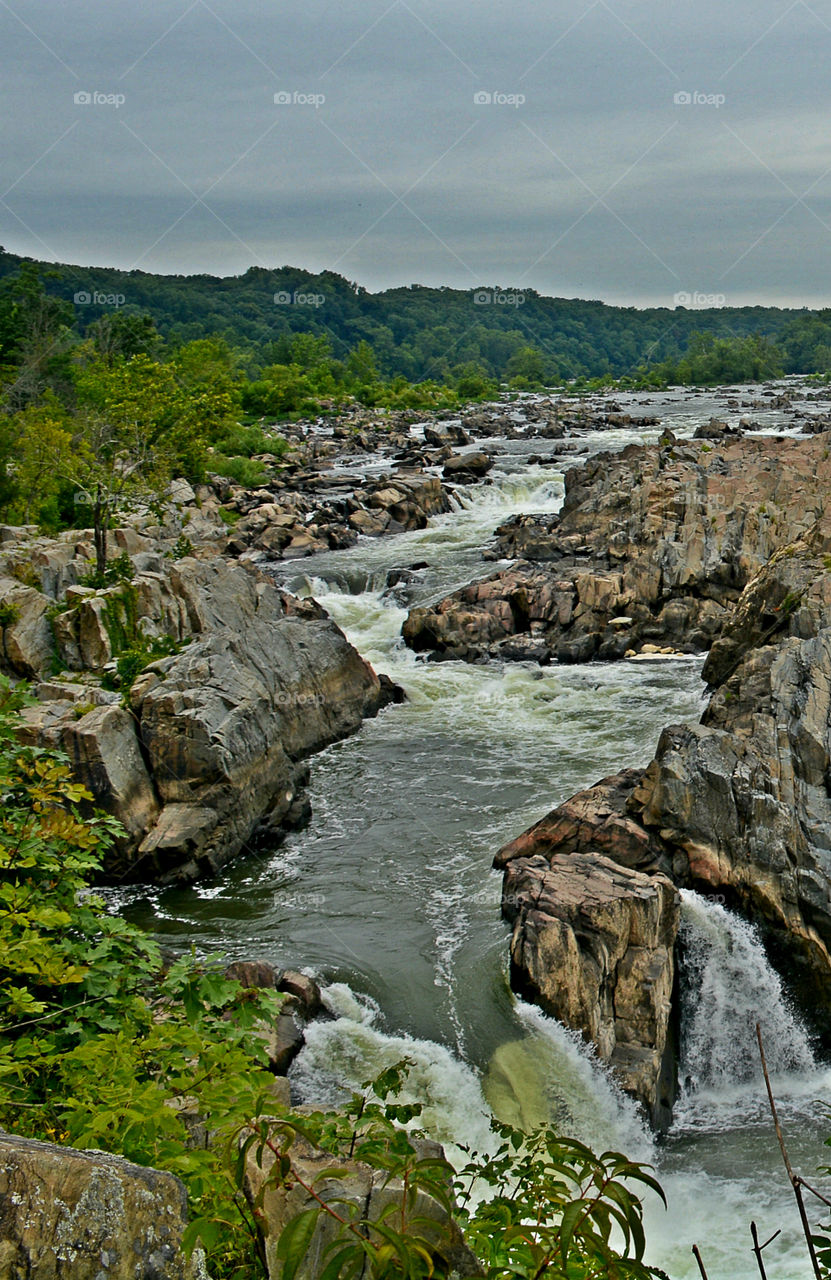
left=0, top=247, right=818, bottom=381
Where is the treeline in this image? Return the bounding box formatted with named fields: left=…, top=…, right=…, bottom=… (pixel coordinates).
left=0, top=261, right=483, bottom=538
left=4, top=246, right=831, bottom=386
left=3, top=251, right=831, bottom=536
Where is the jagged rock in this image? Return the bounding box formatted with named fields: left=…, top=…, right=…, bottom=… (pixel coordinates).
left=61, top=704, right=160, bottom=844
left=406, top=434, right=831, bottom=664
left=278, top=969, right=322, bottom=1015
left=501, top=850, right=679, bottom=1129
left=0, top=578, right=54, bottom=677
left=264, top=1011, right=305, bottom=1073
left=0, top=1133, right=205, bottom=1279
left=494, top=770, right=671, bottom=875
left=132, top=612, right=383, bottom=881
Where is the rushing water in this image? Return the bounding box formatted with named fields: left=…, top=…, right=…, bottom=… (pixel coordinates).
left=120, top=384, right=831, bottom=1279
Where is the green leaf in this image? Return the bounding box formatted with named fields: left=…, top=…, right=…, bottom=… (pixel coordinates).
left=276, top=1208, right=320, bottom=1280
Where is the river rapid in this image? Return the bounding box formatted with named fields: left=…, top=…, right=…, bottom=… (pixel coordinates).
left=121, top=383, right=831, bottom=1279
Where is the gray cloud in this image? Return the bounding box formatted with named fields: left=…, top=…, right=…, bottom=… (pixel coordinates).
left=3, top=0, right=831, bottom=305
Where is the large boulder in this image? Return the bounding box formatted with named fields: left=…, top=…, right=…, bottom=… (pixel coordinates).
left=501, top=852, right=679, bottom=1129
left=0, top=579, right=55, bottom=677
left=0, top=1133, right=206, bottom=1279
left=132, top=613, right=384, bottom=881
left=10, top=555, right=390, bottom=884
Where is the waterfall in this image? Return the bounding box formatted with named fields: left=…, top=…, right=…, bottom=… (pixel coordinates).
left=678, top=890, right=816, bottom=1110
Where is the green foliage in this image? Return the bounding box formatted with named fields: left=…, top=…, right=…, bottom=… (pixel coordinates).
left=79, top=550, right=134, bottom=589
left=251, top=1066, right=667, bottom=1280
left=209, top=452, right=268, bottom=486
left=107, top=632, right=182, bottom=698
left=0, top=677, right=671, bottom=1279
left=170, top=533, right=194, bottom=560
left=0, top=679, right=282, bottom=1276
left=456, top=1123, right=665, bottom=1279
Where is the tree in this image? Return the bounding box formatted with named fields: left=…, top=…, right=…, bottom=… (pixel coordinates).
left=7, top=397, right=74, bottom=522
left=85, top=312, right=160, bottom=365
left=0, top=262, right=74, bottom=409
left=70, top=354, right=205, bottom=573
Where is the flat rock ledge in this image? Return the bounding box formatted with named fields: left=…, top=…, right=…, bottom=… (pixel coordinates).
left=501, top=850, right=679, bottom=1130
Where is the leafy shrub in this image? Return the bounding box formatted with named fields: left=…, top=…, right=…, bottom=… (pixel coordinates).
left=209, top=453, right=268, bottom=486
left=80, top=550, right=135, bottom=589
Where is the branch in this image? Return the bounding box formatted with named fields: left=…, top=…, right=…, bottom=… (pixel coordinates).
left=756, top=1023, right=822, bottom=1279
left=750, top=1220, right=780, bottom=1280
left=692, top=1243, right=709, bottom=1279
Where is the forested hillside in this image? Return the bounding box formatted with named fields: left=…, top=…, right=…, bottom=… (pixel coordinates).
left=4, top=246, right=831, bottom=385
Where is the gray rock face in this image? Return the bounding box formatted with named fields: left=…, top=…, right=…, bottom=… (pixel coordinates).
left=501, top=851, right=679, bottom=1129
left=8, top=553, right=389, bottom=883
left=132, top=614, right=382, bottom=881
left=0, top=1133, right=205, bottom=1279
left=0, top=578, right=55, bottom=678
left=405, top=434, right=831, bottom=663
left=495, top=521, right=831, bottom=1121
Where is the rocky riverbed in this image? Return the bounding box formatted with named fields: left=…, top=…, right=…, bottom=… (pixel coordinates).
left=7, top=384, right=831, bottom=1128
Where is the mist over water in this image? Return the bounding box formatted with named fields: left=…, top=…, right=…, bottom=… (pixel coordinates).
left=119, top=388, right=831, bottom=1279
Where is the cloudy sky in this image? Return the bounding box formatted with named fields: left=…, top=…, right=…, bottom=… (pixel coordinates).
left=2, top=0, right=831, bottom=307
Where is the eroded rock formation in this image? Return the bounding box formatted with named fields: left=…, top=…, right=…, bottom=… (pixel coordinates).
left=495, top=512, right=831, bottom=1121
left=3, top=548, right=389, bottom=883
left=405, top=433, right=831, bottom=663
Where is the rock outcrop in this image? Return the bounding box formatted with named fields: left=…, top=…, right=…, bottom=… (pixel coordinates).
left=499, top=849, right=679, bottom=1129
left=405, top=433, right=831, bottom=663
left=495, top=516, right=831, bottom=1119
left=6, top=552, right=389, bottom=883
left=0, top=1133, right=206, bottom=1279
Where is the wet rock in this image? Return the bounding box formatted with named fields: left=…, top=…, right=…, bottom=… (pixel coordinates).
left=278, top=969, right=322, bottom=1015
left=442, top=451, right=493, bottom=479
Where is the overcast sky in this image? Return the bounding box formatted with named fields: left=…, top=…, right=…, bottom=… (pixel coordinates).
left=3, top=0, right=831, bottom=307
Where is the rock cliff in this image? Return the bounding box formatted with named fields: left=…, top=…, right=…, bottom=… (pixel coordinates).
left=495, top=509, right=831, bottom=1120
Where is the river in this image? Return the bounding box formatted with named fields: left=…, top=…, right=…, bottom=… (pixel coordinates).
left=120, top=383, right=831, bottom=1279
